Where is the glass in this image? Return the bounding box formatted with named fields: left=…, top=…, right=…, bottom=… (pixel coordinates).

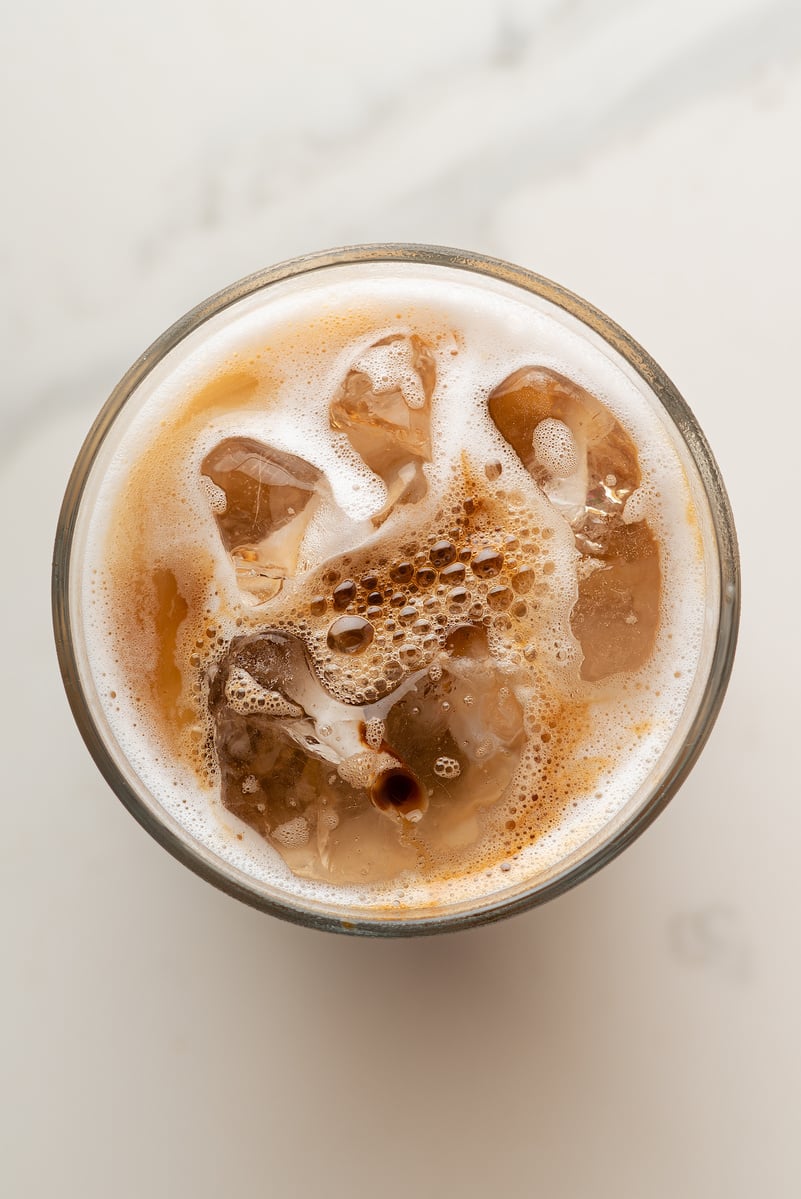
left=52, top=244, right=740, bottom=935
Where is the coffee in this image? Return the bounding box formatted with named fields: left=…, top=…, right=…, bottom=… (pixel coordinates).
left=70, top=255, right=717, bottom=920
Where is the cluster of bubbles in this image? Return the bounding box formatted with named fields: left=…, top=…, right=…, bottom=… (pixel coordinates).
left=257, top=477, right=568, bottom=714
left=224, top=666, right=302, bottom=717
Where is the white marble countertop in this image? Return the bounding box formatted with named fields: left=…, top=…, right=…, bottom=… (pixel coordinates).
left=2, top=1, right=799, bottom=1194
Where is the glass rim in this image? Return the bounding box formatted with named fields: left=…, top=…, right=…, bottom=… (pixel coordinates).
left=52, top=242, right=741, bottom=936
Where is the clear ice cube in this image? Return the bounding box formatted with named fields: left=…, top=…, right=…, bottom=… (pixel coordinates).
left=570, top=520, right=661, bottom=682
left=381, top=635, right=525, bottom=849
left=488, top=367, right=661, bottom=680
left=209, top=631, right=419, bottom=883
left=329, top=334, right=435, bottom=523
left=201, top=438, right=325, bottom=603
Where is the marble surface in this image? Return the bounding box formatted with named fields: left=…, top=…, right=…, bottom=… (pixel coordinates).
left=2, top=0, right=799, bottom=1194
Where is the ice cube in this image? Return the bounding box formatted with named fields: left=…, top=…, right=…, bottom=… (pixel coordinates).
left=208, top=630, right=418, bottom=883
left=381, top=647, right=525, bottom=846
left=571, top=520, right=661, bottom=681
left=208, top=619, right=530, bottom=881
left=488, top=367, right=661, bottom=679
left=329, top=334, right=435, bottom=523
left=488, top=366, right=641, bottom=528
left=201, top=438, right=325, bottom=603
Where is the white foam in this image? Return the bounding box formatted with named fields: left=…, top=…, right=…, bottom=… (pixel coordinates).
left=75, top=259, right=716, bottom=916
left=533, top=417, right=579, bottom=477
left=353, top=339, right=427, bottom=409
left=224, top=669, right=303, bottom=718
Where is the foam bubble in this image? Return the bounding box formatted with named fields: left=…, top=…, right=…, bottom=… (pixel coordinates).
left=272, top=816, right=310, bottom=848
left=434, top=757, right=462, bottom=780
left=533, top=417, right=578, bottom=476
left=365, top=718, right=385, bottom=750
left=353, top=339, right=427, bottom=409
left=337, top=750, right=398, bottom=789
left=225, top=668, right=303, bottom=717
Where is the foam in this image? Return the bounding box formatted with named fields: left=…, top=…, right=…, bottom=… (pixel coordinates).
left=77, top=260, right=715, bottom=916
left=533, top=418, right=578, bottom=476
left=224, top=668, right=303, bottom=718
left=353, top=339, right=427, bottom=410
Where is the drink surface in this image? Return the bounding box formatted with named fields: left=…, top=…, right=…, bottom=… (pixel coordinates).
left=81, top=261, right=710, bottom=913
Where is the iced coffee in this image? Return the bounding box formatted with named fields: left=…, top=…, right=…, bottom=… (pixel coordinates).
left=55, top=249, right=738, bottom=930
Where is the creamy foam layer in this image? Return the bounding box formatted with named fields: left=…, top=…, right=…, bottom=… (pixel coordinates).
left=78, top=261, right=714, bottom=915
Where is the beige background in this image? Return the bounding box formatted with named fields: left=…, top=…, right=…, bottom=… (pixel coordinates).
left=1, top=0, right=798, bottom=1194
